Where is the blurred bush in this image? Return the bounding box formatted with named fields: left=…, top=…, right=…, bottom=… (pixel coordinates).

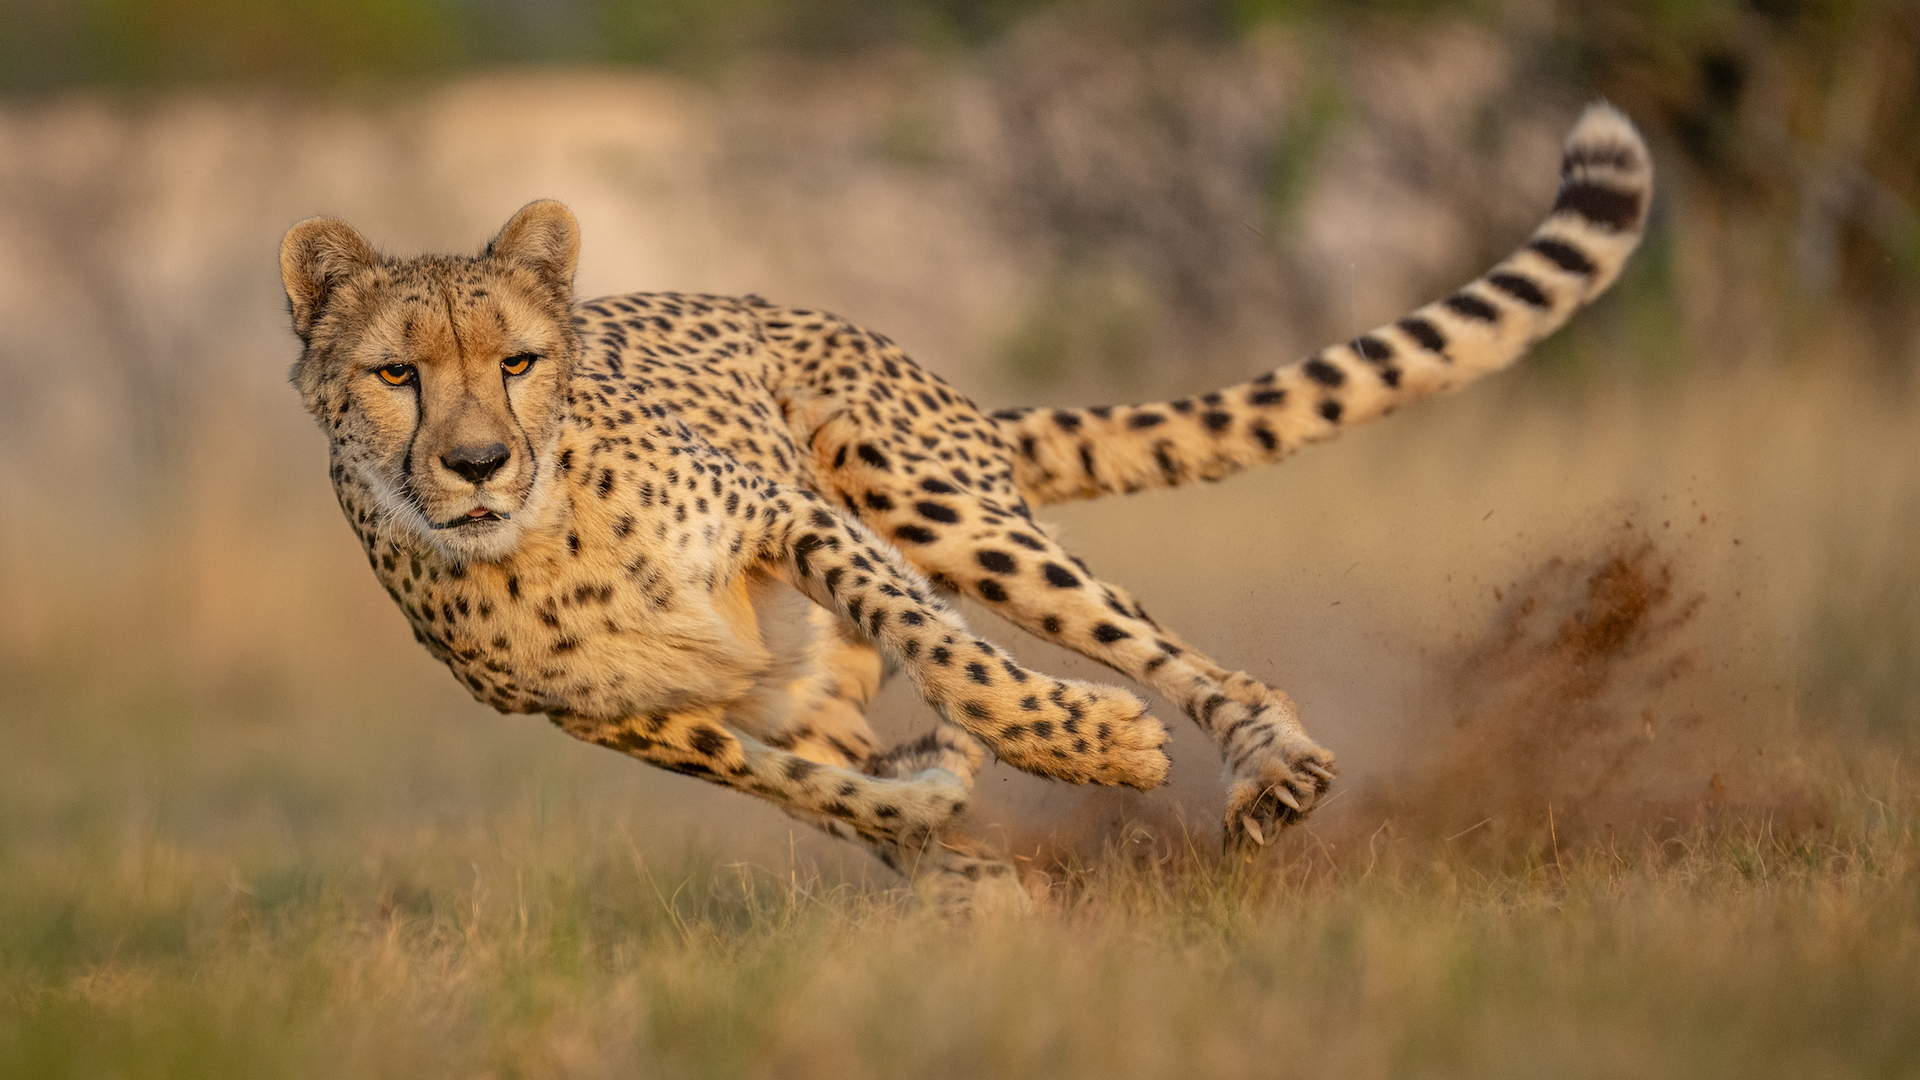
left=3, top=0, right=1913, bottom=385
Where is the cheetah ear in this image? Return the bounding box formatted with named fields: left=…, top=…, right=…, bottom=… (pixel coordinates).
left=280, top=217, right=378, bottom=342
left=486, top=199, right=579, bottom=298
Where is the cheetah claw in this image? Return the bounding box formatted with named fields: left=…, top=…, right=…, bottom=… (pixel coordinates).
left=1240, top=815, right=1267, bottom=847
left=1222, top=735, right=1338, bottom=853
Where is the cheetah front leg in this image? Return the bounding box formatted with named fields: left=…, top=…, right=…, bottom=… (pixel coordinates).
left=835, top=477, right=1334, bottom=849
left=749, top=488, right=1172, bottom=790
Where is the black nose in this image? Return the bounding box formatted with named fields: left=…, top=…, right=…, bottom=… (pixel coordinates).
left=442, top=442, right=509, bottom=484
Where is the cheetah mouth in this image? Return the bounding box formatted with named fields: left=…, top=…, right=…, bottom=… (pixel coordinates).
left=429, top=507, right=511, bottom=530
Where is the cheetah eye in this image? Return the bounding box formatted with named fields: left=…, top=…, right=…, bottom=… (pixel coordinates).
left=502, top=353, right=538, bottom=377
left=376, top=363, right=416, bottom=386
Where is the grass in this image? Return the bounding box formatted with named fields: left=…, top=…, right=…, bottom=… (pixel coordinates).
left=4, top=359, right=1916, bottom=1076
left=3, top=767, right=1917, bottom=1079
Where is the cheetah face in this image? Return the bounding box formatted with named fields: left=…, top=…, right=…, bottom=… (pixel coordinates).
left=280, top=201, right=582, bottom=563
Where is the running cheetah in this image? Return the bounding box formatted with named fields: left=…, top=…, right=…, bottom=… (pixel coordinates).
left=280, top=104, right=1651, bottom=911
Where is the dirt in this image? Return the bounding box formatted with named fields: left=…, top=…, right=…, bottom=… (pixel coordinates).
left=1326, top=525, right=1823, bottom=863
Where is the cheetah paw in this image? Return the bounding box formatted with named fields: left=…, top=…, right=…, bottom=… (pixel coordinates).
left=977, top=679, right=1171, bottom=790
left=1222, top=731, right=1336, bottom=852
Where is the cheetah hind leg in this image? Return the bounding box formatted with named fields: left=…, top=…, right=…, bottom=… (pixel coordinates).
left=863, top=721, right=1034, bottom=918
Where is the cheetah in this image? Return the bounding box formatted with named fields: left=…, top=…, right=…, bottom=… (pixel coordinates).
left=279, top=104, right=1651, bottom=911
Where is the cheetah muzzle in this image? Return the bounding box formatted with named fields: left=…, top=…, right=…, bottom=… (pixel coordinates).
left=279, top=104, right=1651, bottom=908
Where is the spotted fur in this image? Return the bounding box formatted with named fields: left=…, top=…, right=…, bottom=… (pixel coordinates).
left=280, top=104, right=1650, bottom=908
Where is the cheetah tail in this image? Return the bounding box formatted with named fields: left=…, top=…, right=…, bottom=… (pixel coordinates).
left=991, top=103, right=1653, bottom=508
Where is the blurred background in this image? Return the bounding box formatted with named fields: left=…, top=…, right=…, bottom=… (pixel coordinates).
left=0, top=0, right=1916, bottom=879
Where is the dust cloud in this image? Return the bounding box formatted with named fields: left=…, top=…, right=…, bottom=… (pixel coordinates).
left=1001, top=514, right=1822, bottom=877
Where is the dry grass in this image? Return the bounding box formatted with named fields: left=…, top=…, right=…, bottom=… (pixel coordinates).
left=2, top=770, right=1916, bottom=1079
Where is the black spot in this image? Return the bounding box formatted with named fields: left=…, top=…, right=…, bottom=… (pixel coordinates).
left=1042, top=615, right=1062, bottom=634
left=1249, top=388, right=1287, bottom=406
left=689, top=727, right=730, bottom=758
left=1397, top=316, right=1448, bottom=353
left=1008, top=532, right=1047, bottom=552
left=566, top=532, right=580, bottom=554
left=1079, top=443, right=1096, bottom=478
left=1020, top=695, right=1040, bottom=711
left=1202, top=411, right=1232, bottom=433
left=894, top=524, right=937, bottom=544
left=1443, top=292, right=1500, bottom=322
left=507, top=576, right=520, bottom=599
left=1379, top=366, right=1402, bottom=388
left=1092, top=623, right=1130, bottom=643
left=966, top=662, right=991, bottom=684
left=785, top=758, right=819, bottom=780
left=1528, top=236, right=1597, bottom=276
left=915, top=501, right=959, bottom=523
left=977, top=550, right=1016, bottom=574
left=1553, top=180, right=1643, bottom=232
left=1053, top=410, right=1082, bottom=432
left=1043, top=563, right=1081, bottom=588
left=596, top=470, right=615, bottom=498
left=792, top=533, right=824, bottom=577
left=1129, top=412, right=1166, bottom=429
left=833, top=445, right=848, bottom=468
left=931, top=646, right=951, bottom=665
left=856, top=443, right=889, bottom=468
left=1030, top=720, right=1053, bottom=740
left=920, top=477, right=957, bottom=494
left=1250, top=423, right=1278, bottom=451
left=1488, top=271, right=1552, bottom=309
left=977, top=579, right=1009, bottom=602
left=864, top=491, right=894, bottom=511
left=1303, top=358, right=1345, bottom=386
left=1319, top=400, right=1344, bottom=423
left=1353, top=335, right=1393, bottom=362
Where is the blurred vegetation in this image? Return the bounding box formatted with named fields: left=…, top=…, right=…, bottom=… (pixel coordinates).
left=4, top=0, right=1914, bottom=386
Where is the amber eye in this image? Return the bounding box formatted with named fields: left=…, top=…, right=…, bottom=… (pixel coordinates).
left=376, top=363, right=415, bottom=386
left=501, top=353, right=538, bottom=377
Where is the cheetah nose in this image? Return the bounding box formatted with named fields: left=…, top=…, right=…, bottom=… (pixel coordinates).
left=442, top=442, right=510, bottom=484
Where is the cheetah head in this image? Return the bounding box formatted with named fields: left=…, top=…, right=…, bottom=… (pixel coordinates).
left=280, top=201, right=581, bottom=564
